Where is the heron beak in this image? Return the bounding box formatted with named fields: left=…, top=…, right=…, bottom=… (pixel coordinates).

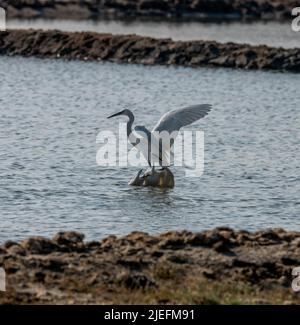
left=107, top=111, right=123, bottom=119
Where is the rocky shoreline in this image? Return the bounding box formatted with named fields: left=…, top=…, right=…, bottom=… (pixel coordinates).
left=0, top=0, right=298, bottom=21
left=1, top=29, right=300, bottom=71
left=0, top=227, right=300, bottom=304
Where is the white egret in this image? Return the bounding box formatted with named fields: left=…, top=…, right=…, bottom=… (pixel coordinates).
left=107, top=104, right=212, bottom=187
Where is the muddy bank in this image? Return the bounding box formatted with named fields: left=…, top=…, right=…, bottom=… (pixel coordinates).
left=0, top=228, right=300, bottom=304
left=0, top=0, right=298, bottom=21
left=1, top=29, right=300, bottom=71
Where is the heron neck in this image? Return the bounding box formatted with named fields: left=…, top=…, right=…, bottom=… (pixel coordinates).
left=126, top=111, right=134, bottom=138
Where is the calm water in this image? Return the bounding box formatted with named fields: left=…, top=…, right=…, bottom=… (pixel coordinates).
left=7, top=19, right=300, bottom=49
left=0, top=56, right=299, bottom=242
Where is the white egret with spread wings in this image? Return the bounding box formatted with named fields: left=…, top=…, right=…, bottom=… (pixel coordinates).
left=107, top=104, right=212, bottom=187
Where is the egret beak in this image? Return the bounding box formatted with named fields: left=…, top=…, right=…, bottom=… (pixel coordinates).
left=107, top=111, right=123, bottom=119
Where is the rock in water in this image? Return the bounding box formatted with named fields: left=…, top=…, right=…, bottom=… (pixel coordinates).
left=129, top=167, right=174, bottom=188
left=128, top=169, right=144, bottom=186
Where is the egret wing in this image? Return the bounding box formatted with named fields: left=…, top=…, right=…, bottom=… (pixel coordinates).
left=152, top=104, right=212, bottom=133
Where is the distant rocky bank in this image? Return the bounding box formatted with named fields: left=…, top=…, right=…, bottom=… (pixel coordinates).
left=1, top=29, right=300, bottom=72
left=0, top=0, right=298, bottom=21
left=0, top=228, right=300, bottom=304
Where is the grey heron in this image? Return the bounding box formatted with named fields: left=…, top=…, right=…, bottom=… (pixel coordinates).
left=107, top=104, right=212, bottom=170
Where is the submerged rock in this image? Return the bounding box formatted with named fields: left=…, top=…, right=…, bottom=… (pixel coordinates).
left=129, top=167, right=175, bottom=188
